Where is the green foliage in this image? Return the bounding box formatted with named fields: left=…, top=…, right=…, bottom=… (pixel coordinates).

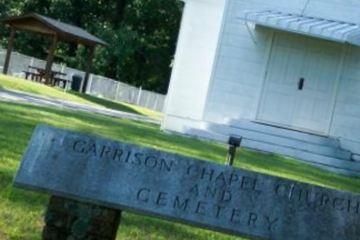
left=1, top=101, right=360, bottom=239
left=0, top=0, right=183, bottom=93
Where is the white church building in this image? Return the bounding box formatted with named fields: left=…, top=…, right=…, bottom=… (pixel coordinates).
left=162, top=0, right=360, bottom=175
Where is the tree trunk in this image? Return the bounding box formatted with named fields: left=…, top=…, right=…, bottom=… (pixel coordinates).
left=114, top=0, right=128, bottom=26
left=3, top=27, right=15, bottom=75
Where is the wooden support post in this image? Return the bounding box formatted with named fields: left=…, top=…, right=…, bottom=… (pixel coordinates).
left=82, top=46, right=95, bottom=93
left=43, top=196, right=121, bottom=240
left=44, top=35, right=58, bottom=85
left=3, top=27, right=15, bottom=75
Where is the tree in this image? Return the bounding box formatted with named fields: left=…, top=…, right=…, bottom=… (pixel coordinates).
left=0, top=0, right=183, bottom=94
left=113, top=0, right=184, bottom=93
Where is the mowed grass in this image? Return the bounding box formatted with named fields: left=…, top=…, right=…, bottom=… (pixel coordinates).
left=0, top=101, right=360, bottom=239
left=0, top=74, right=162, bottom=120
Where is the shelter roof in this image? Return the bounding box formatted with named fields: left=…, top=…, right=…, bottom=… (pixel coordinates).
left=2, top=13, right=107, bottom=46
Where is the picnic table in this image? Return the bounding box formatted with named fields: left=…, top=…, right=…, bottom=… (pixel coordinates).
left=24, top=66, right=70, bottom=89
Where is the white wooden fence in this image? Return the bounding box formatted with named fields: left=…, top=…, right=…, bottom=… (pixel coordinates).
left=0, top=48, right=166, bottom=112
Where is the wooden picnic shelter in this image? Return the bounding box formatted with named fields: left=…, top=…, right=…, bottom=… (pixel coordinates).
left=1, top=13, right=107, bottom=92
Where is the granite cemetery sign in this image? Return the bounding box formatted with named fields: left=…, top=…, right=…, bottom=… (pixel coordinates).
left=14, top=125, right=360, bottom=239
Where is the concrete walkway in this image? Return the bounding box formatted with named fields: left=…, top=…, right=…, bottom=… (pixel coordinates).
left=0, top=89, right=160, bottom=124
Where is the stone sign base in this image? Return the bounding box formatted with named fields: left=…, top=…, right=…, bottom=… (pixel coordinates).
left=42, top=196, right=121, bottom=240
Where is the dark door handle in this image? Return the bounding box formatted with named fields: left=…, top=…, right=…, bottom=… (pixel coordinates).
left=298, top=78, right=305, bottom=90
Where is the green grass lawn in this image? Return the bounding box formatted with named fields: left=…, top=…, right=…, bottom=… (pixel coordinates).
left=0, top=101, right=360, bottom=239
left=0, top=74, right=162, bottom=120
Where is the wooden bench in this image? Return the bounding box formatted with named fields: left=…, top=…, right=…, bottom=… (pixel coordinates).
left=23, top=71, right=43, bottom=82
left=53, top=77, right=71, bottom=89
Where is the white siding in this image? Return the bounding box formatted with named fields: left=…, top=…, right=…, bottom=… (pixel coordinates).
left=204, top=0, right=273, bottom=123
left=331, top=46, right=360, bottom=154
left=164, top=0, right=360, bottom=154
left=163, top=0, right=226, bottom=132
left=231, top=0, right=308, bottom=16
left=205, top=0, right=360, bottom=151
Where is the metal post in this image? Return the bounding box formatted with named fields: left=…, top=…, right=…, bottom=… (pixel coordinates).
left=226, top=136, right=242, bottom=166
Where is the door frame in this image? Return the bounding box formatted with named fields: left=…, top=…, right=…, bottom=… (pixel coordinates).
left=327, top=44, right=348, bottom=135
left=255, top=30, right=346, bottom=135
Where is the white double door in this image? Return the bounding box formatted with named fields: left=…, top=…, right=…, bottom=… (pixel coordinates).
left=258, top=32, right=342, bottom=134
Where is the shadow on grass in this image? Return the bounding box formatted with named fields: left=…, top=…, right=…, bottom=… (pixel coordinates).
left=69, top=91, right=143, bottom=116
left=1, top=101, right=360, bottom=194
left=0, top=101, right=226, bottom=162
left=237, top=150, right=360, bottom=193
left=120, top=212, right=240, bottom=240
left=0, top=170, right=48, bottom=210
left=2, top=101, right=360, bottom=239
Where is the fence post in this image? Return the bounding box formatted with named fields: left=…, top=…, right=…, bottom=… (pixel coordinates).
left=86, top=74, right=93, bottom=94
left=115, top=81, right=121, bottom=101
left=29, top=57, right=34, bottom=71
left=136, top=86, right=142, bottom=105
left=153, top=96, right=159, bottom=112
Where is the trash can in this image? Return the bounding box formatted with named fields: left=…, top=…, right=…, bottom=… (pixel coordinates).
left=71, top=74, right=83, bottom=92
